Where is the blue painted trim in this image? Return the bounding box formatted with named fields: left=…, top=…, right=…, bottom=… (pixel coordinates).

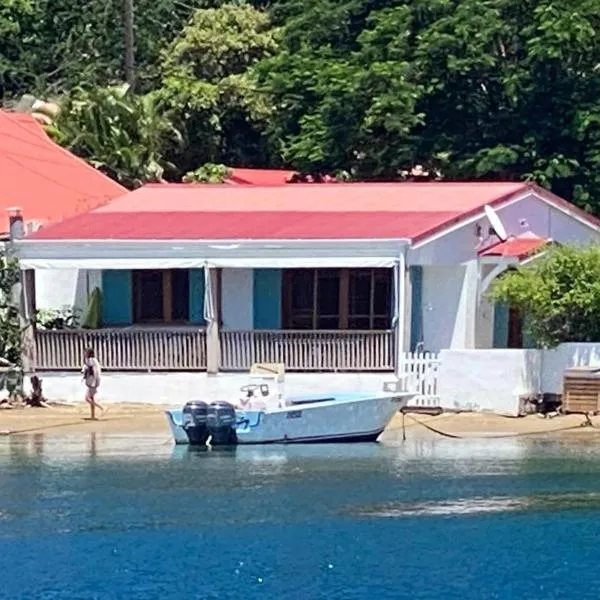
left=493, top=302, right=509, bottom=348
left=189, top=269, right=205, bottom=324
left=253, top=269, right=282, bottom=329
left=101, top=270, right=132, bottom=326
left=410, top=266, right=423, bottom=351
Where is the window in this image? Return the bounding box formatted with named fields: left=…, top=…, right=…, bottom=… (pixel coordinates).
left=132, top=269, right=190, bottom=323
left=282, top=268, right=392, bottom=330
left=347, top=269, right=392, bottom=330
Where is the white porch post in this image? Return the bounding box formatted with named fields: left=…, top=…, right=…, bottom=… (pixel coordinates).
left=19, top=269, right=36, bottom=373
left=204, top=266, right=221, bottom=375
left=394, top=252, right=406, bottom=378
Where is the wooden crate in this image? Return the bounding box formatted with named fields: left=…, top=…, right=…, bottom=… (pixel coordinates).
left=563, top=367, right=600, bottom=414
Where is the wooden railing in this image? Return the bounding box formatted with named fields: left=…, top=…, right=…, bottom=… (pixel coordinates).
left=220, top=330, right=395, bottom=371
left=35, top=328, right=207, bottom=371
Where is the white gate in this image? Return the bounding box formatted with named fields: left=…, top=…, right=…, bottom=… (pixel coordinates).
left=402, top=352, right=441, bottom=406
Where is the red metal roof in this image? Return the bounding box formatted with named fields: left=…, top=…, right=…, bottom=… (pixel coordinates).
left=25, top=181, right=561, bottom=242
left=94, top=181, right=527, bottom=213
left=27, top=210, right=462, bottom=240
left=0, top=111, right=126, bottom=226
left=479, top=234, right=549, bottom=258
left=226, top=168, right=296, bottom=185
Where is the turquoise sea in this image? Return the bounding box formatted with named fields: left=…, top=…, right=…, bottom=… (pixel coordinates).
left=2, top=432, right=600, bottom=599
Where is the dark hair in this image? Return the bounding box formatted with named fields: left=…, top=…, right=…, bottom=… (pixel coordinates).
left=85, top=348, right=95, bottom=358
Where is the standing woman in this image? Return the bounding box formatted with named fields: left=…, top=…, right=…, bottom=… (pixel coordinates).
left=82, top=348, right=105, bottom=419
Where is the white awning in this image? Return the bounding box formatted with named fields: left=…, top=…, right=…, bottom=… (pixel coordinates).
left=20, top=256, right=397, bottom=270
left=16, top=239, right=406, bottom=270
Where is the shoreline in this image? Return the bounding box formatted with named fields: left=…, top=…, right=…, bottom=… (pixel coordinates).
left=2, top=404, right=600, bottom=440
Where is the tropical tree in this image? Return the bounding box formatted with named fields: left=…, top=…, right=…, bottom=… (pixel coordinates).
left=159, top=3, right=281, bottom=176
left=258, top=0, right=600, bottom=211
left=48, top=84, right=182, bottom=188
left=488, top=245, right=600, bottom=347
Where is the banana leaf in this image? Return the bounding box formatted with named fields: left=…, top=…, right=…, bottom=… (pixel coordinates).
left=81, top=287, right=102, bottom=329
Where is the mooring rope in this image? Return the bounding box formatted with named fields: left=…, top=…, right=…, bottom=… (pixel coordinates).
left=403, top=412, right=598, bottom=440
left=0, top=415, right=130, bottom=436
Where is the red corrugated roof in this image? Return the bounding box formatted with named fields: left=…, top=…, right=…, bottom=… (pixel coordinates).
left=26, top=181, right=534, bottom=242
left=226, top=168, right=296, bottom=185
left=0, top=111, right=126, bottom=226
left=27, top=210, right=462, bottom=240
left=94, top=181, right=528, bottom=213
left=28, top=183, right=596, bottom=244
left=479, top=235, right=549, bottom=258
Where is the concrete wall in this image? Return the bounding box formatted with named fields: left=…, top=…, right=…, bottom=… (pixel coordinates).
left=37, top=371, right=394, bottom=406
left=542, top=343, right=600, bottom=393
left=438, top=349, right=541, bottom=415
left=439, top=344, right=600, bottom=415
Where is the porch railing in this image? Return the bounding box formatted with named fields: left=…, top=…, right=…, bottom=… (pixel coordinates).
left=35, top=328, right=207, bottom=371
left=220, top=330, right=394, bottom=371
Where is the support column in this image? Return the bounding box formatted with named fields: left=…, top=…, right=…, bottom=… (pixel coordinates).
left=204, top=267, right=221, bottom=374
left=394, top=252, right=406, bottom=378
left=463, top=259, right=480, bottom=349
left=403, top=267, right=412, bottom=353
left=19, top=269, right=36, bottom=373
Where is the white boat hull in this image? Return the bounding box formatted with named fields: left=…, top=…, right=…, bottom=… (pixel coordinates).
left=166, top=392, right=413, bottom=445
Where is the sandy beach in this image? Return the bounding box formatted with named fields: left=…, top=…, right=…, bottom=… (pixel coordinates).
left=2, top=404, right=600, bottom=439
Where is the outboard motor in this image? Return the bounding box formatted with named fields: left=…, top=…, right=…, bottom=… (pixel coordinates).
left=207, top=401, right=238, bottom=446
left=182, top=400, right=209, bottom=445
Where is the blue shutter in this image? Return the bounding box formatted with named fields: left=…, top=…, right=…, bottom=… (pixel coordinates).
left=493, top=302, right=509, bottom=348
left=409, top=266, right=423, bottom=351
left=189, top=269, right=205, bottom=324
left=253, top=269, right=282, bottom=329
left=101, top=270, right=132, bottom=326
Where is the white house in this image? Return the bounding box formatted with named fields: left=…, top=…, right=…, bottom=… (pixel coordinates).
left=11, top=180, right=600, bottom=405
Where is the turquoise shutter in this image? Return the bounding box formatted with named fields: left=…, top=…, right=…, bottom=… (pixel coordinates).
left=101, top=270, right=133, bottom=325
left=253, top=269, right=282, bottom=329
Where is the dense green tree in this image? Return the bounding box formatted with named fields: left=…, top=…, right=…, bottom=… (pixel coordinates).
left=0, top=0, right=210, bottom=99
left=489, top=245, right=600, bottom=347
left=259, top=0, right=600, bottom=210
left=159, top=3, right=280, bottom=176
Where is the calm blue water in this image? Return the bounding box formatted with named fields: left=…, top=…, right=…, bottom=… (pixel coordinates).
left=2, top=433, right=600, bottom=599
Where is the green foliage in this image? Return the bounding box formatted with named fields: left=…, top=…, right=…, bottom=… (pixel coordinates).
left=182, top=164, right=231, bottom=183
left=48, top=84, right=183, bottom=189
left=488, top=245, right=600, bottom=347
left=5, top=0, right=600, bottom=212
left=159, top=3, right=281, bottom=175
left=0, top=250, right=22, bottom=366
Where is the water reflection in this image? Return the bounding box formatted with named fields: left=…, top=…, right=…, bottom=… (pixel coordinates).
left=2, top=431, right=600, bottom=465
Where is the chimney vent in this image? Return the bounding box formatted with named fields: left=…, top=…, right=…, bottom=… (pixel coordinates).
left=7, top=207, right=24, bottom=240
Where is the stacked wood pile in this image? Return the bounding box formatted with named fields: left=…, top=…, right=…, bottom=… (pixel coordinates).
left=563, top=367, right=600, bottom=414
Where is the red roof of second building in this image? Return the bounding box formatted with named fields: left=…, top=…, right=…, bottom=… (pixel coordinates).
left=0, top=111, right=126, bottom=226
left=479, top=235, right=549, bottom=258
left=226, top=168, right=296, bottom=185
left=26, top=181, right=537, bottom=242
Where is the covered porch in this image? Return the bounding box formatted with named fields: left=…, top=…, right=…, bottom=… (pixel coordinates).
left=20, top=239, right=411, bottom=373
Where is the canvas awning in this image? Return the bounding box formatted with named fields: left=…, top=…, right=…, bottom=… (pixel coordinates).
left=15, top=239, right=405, bottom=270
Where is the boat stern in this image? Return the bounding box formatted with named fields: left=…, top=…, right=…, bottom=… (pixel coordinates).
left=165, top=409, right=189, bottom=445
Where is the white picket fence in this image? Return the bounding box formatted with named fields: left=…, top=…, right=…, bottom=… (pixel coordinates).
left=402, top=352, right=441, bottom=406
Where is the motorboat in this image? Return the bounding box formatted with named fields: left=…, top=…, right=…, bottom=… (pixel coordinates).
left=165, top=374, right=414, bottom=446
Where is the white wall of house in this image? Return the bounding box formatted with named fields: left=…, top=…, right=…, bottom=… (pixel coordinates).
left=221, top=268, right=253, bottom=330
left=410, top=192, right=600, bottom=267
left=37, top=371, right=394, bottom=405
left=421, top=261, right=478, bottom=352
